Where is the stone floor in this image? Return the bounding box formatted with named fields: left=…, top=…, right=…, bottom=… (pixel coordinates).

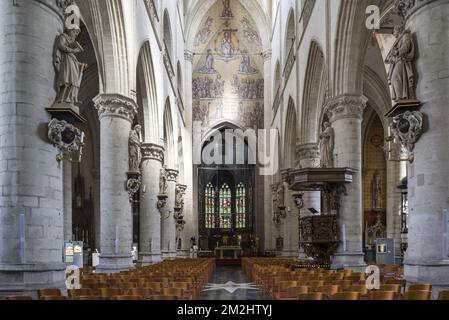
left=199, top=266, right=267, bottom=300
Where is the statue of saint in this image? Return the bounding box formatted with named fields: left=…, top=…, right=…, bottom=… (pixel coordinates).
left=372, top=171, right=382, bottom=210
left=159, top=166, right=168, bottom=195
left=128, top=125, right=142, bottom=173
left=54, top=26, right=87, bottom=105
left=319, top=122, right=335, bottom=168
left=277, top=184, right=285, bottom=209
left=175, top=185, right=185, bottom=209
left=385, top=24, right=416, bottom=102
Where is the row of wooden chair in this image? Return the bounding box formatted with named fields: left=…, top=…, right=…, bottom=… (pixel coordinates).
left=3, top=259, right=215, bottom=301
left=242, top=258, right=448, bottom=300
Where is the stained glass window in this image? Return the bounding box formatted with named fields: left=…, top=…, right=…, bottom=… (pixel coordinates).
left=219, top=183, right=232, bottom=229
left=205, top=183, right=216, bottom=229
left=236, top=183, right=246, bottom=229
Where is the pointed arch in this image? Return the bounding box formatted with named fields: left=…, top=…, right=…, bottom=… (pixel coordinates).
left=301, top=41, right=327, bottom=144
left=163, top=98, right=176, bottom=168
left=283, top=97, right=297, bottom=169
left=137, top=41, right=159, bottom=143
left=185, top=0, right=270, bottom=49
left=77, top=0, right=130, bottom=96
left=333, top=0, right=370, bottom=96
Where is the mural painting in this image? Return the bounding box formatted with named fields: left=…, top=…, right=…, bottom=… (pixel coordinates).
left=192, top=0, right=264, bottom=130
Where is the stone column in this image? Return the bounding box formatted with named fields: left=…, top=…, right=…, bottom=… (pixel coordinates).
left=297, top=143, right=321, bottom=215
left=161, top=168, right=179, bottom=259
left=385, top=160, right=403, bottom=260
left=0, top=0, right=67, bottom=296
left=296, top=143, right=321, bottom=259
left=92, top=168, right=101, bottom=250
left=138, top=143, right=165, bottom=265
left=263, top=50, right=273, bottom=252
left=93, top=94, right=137, bottom=272
left=326, top=95, right=367, bottom=270
left=401, top=0, right=449, bottom=289
left=63, top=161, right=72, bottom=242
left=182, top=51, right=195, bottom=255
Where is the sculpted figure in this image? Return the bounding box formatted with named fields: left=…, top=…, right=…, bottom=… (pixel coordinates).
left=159, top=166, right=168, bottom=195
left=54, top=26, right=87, bottom=105
left=128, top=125, right=142, bottom=172
left=385, top=24, right=416, bottom=102
left=319, top=122, right=335, bottom=168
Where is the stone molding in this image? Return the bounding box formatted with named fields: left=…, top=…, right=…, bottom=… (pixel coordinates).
left=325, top=95, right=368, bottom=123
left=395, top=0, right=439, bottom=19
left=141, top=143, right=165, bottom=163
left=297, top=143, right=320, bottom=161
left=93, top=94, right=138, bottom=123
left=166, top=168, right=179, bottom=182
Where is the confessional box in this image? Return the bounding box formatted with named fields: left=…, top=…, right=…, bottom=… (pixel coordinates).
left=376, top=238, right=395, bottom=265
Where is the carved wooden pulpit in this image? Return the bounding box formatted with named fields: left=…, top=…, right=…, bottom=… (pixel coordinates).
left=284, top=168, right=356, bottom=265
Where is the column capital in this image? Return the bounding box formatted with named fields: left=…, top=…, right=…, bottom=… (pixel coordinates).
left=263, top=49, right=272, bottom=61
left=184, top=50, right=194, bottom=62
left=166, top=168, right=179, bottom=182
left=296, top=143, right=320, bottom=161
left=395, top=0, right=438, bottom=19
left=141, top=143, right=165, bottom=163
left=325, top=95, right=368, bottom=123
left=93, top=94, right=138, bottom=123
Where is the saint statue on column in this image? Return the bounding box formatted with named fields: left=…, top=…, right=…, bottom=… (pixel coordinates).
left=319, top=122, right=335, bottom=168
left=159, top=166, right=168, bottom=195
left=54, top=25, right=87, bottom=105
left=128, top=125, right=142, bottom=173
left=385, top=24, right=416, bottom=102
left=175, top=185, right=185, bottom=209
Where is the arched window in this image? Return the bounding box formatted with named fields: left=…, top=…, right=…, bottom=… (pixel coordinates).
left=219, top=183, right=232, bottom=229
left=236, top=183, right=246, bottom=229
left=205, top=183, right=216, bottom=229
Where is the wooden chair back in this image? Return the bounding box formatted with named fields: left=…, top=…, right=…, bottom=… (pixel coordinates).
left=404, top=290, right=432, bottom=301
left=369, top=291, right=396, bottom=301
left=333, top=292, right=361, bottom=300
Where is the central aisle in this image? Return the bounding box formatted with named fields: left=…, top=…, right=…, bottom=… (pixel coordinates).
left=199, top=266, right=267, bottom=300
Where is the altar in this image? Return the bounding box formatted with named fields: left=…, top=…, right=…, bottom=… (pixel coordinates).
left=214, top=246, right=243, bottom=259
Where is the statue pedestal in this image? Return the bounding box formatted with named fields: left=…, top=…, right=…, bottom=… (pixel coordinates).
left=385, top=99, right=421, bottom=118
left=46, top=103, right=86, bottom=124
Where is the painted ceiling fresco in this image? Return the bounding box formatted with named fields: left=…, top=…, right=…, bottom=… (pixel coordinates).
left=192, top=0, right=264, bottom=130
